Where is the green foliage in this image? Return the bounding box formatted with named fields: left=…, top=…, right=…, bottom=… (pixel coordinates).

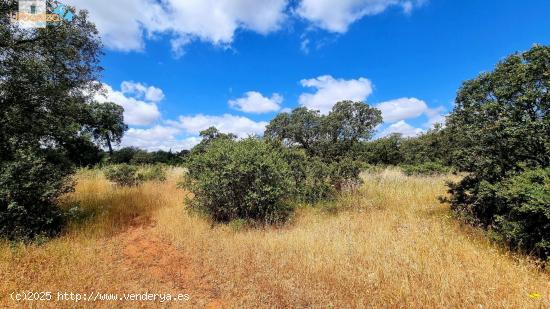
left=400, top=124, right=453, bottom=166
left=191, top=126, right=237, bottom=155
left=361, top=134, right=404, bottom=165
left=300, top=159, right=335, bottom=203
left=447, top=45, right=549, bottom=178
left=446, top=45, right=550, bottom=259
left=86, top=102, right=128, bottom=155
left=0, top=4, right=122, bottom=239
left=184, top=138, right=295, bottom=224
left=401, top=162, right=452, bottom=176
left=278, top=148, right=363, bottom=203
left=130, top=151, right=155, bottom=165
left=329, top=157, right=364, bottom=191
left=228, top=218, right=249, bottom=232
left=64, top=136, right=105, bottom=167
left=490, top=168, right=550, bottom=259
left=265, top=101, right=382, bottom=159
left=110, top=147, right=142, bottom=164
left=137, top=164, right=167, bottom=182
left=110, top=147, right=187, bottom=165
left=0, top=148, right=71, bottom=239
left=104, top=164, right=141, bottom=187
left=359, top=125, right=453, bottom=167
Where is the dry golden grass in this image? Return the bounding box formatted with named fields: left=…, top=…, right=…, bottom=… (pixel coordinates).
left=0, top=168, right=194, bottom=308
left=156, top=168, right=550, bottom=308
left=1, top=167, right=549, bottom=308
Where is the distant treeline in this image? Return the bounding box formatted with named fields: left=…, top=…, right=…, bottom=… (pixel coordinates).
left=74, top=128, right=449, bottom=169
left=73, top=147, right=190, bottom=167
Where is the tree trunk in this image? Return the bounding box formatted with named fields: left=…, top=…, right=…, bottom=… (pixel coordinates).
left=106, top=133, right=113, bottom=156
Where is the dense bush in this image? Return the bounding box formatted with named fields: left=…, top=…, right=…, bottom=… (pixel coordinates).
left=446, top=45, right=550, bottom=259
left=278, top=148, right=363, bottom=203
left=0, top=149, right=70, bottom=239
left=361, top=134, right=403, bottom=165
left=329, top=157, right=364, bottom=191
left=300, top=159, right=335, bottom=203
left=184, top=138, right=295, bottom=224
left=104, top=164, right=142, bottom=187
left=491, top=169, right=549, bottom=258
left=137, top=164, right=167, bottom=182
left=401, top=162, right=452, bottom=176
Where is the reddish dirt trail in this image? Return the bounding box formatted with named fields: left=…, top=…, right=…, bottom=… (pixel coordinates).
left=112, top=221, right=224, bottom=308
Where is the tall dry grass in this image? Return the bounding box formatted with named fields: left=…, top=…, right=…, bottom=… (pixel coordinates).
left=0, top=167, right=548, bottom=308
left=156, top=168, right=550, bottom=308
left=0, top=168, right=186, bottom=308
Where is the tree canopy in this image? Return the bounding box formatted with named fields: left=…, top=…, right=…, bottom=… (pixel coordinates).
left=0, top=2, right=127, bottom=239
left=445, top=45, right=550, bottom=258
left=265, top=101, right=382, bottom=159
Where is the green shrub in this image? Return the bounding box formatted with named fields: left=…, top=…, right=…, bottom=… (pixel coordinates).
left=184, top=138, right=295, bottom=224
left=401, top=162, right=452, bottom=176
left=0, top=149, right=70, bottom=240
left=301, top=159, right=335, bottom=203
left=329, top=157, right=363, bottom=191
left=228, top=218, right=249, bottom=232
left=279, top=149, right=363, bottom=203
left=491, top=168, right=550, bottom=259
left=137, top=164, right=167, bottom=182
left=104, top=164, right=141, bottom=186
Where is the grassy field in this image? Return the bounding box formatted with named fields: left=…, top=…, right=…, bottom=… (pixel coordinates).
left=1, top=168, right=549, bottom=308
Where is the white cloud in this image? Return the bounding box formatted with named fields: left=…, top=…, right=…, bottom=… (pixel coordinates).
left=300, top=37, right=310, bottom=54
left=380, top=120, right=422, bottom=137
left=298, top=75, right=373, bottom=114
left=121, top=81, right=165, bottom=103
left=229, top=91, right=283, bottom=114
left=425, top=106, right=447, bottom=128
left=172, top=114, right=268, bottom=138
left=95, top=83, right=162, bottom=126
left=296, top=0, right=425, bottom=33
left=68, top=0, right=289, bottom=52
left=375, top=97, right=428, bottom=123
left=374, top=97, right=448, bottom=129
left=120, top=125, right=201, bottom=151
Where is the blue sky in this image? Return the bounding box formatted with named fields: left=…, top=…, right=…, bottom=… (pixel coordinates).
left=67, top=0, right=550, bottom=150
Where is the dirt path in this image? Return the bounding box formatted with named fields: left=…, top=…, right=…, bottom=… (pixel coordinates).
left=112, top=220, right=224, bottom=308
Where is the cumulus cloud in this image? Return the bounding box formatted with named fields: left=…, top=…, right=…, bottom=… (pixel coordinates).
left=298, top=75, right=373, bottom=114
left=94, top=82, right=162, bottom=126
left=375, top=97, right=428, bottom=123
left=120, top=125, right=201, bottom=151
left=116, top=122, right=213, bottom=151
left=296, top=0, right=425, bottom=33
left=425, top=106, right=447, bottom=128
left=121, top=81, right=165, bottom=103
left=229, top=91, right=283, bottom=114
left=374, top=97, right=447, bottom=129
left=171, top=114, right=268, bottom=138
left=67, top=0, right=289, bottom=52
left=380, top=120, right=423, bottom=137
